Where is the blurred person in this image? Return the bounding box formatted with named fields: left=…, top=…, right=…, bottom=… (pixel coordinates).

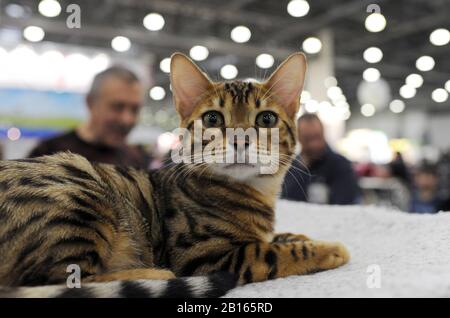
left=390, top=151, right=411, bottom=187
left=29, top=66, right=150, bottom=169
left=281, top=113, right=360, bottom=205
left=410, top=164, right=445, bottom=213
left=436, top=151, right=450, bottom=211
left=438, top=198, right=450, bottom=212
left=437, top=150, right=450, bottom=198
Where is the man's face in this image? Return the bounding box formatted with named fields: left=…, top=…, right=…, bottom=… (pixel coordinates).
left=88, top=77, right=143, bottom=148
left=298, top=119, right=326, bottom=161
left=414, top=172, right=438, bottom=192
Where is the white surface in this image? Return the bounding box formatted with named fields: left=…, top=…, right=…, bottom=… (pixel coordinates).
left=225, top=200, right=450, bottom=298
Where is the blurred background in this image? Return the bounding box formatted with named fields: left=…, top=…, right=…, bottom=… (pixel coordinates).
left=0, top=0, right=449, bottom=212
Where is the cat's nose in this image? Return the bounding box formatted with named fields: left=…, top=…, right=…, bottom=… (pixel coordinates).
left=230, top=136, right=250, bottom=150
left=233, top=140, right=250, bottom=151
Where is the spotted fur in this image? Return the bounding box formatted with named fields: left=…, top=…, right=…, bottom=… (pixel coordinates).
left=0, top=53, right=349, bottom=298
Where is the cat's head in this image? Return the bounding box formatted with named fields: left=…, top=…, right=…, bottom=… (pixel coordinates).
left=169, top=52, right=307, bottom=188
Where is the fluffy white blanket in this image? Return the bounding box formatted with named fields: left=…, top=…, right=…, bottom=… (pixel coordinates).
left=224, top=200, right=450, bottom=298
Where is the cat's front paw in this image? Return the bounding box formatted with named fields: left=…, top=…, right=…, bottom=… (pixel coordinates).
left=273, top=233, right=312, bottom=243
left=308, top=241, right=350, bottom=270
left=293, top=234, right=311, bottom=242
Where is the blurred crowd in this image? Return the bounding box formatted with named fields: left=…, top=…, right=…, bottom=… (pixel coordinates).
left=1, top=66, right=449, bottom=214
left=281, top=113, right=450, bottom=213
left=355, top=152, right=450, bottom=213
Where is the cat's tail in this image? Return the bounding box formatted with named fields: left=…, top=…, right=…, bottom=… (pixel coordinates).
left=0, top=272, right=237, bottom=298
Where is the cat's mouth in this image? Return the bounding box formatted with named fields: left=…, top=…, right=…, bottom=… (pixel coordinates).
left=211, top=162, right=267, bottom=180
left=223, top=163, right=256, bottom=169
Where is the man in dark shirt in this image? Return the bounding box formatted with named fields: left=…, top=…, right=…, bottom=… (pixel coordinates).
left=29, top=66, right=150, bottom=169
left=281, top=114, right=360, bottom=205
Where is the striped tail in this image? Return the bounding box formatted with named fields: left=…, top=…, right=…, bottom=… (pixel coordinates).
left=0, top=272, right=237, bottom=298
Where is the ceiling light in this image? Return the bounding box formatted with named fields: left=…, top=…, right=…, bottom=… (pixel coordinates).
left=405, top=73, right=424, bottom=88
left=363, top=47, right=383, bottom=63
left=220, top=64, right=238, bottom=79
left=327, top=86, right=343, bottom=100
left=40, top=50, right=64, bottom=65
left=9, top=45, right=37, bottom=62
left=143, top=13, right=165, bottom=31
left=287, top=0, right=310, bottom=17
left=319, top=101, right=332, bottom=112
left=230, top=26, right=251, bottom=43
left=341, top=109, right=351, bottom=120
left=399, top=85, right=416, bottom=99
left=324, top=76, right=338, bottom=88
left=160, top=57, right=171, bottom=73
left=302, top=37, right=322, bottom=54
left=389, top=100, right=405, bottom=113
left=23, top=26, right=45, bottom=42
left=38, top=0, right=61, bottom=18
left=361, top=103, right=376, bottom=117
left=416, top=56, right=435, bottom=72
left=111, top=36, right=131, bottom=52
left=305, top=99, right=319, bottom=113
left=5, top=4, right=26, bottom=18
left=150, top=86, right=166, bottom=101
left=365, top=13, right=386, bottom=32
left=256, top=53, right=275, bottom=69
left=189, top=45, right=209, bottom=61
left=333, top=94, right=347, bottom=104
left=91, top=54, right=110, bottom=73
left=363, top=67, right=380, bottom=82
left=301, top=90, right=311, bottom=102
left=335, top=101, right=350, bottom=109
left=431, top=88, right=448, bottom=103
left=445, top=80, right=450, bottom=93
left=65, top=53, right=90, bottom=69
left=430, top=28, right=450, bottom=46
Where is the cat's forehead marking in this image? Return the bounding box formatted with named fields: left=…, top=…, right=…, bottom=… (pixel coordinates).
left=223, top=81, right=254, bottom=105
left=212, top=97, right=221, bottom=107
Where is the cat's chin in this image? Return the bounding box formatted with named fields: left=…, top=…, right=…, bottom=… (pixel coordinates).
left=205, top=162, right=286, bottom=200
left=207, top=163, right=267, bottom=181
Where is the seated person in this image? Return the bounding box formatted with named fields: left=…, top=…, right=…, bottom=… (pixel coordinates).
left=410, top=164, right=445, bottom=213
left=29, top=67, right=150, bottom=169
left=437, top=198, right=450, bottom=212
left=281, top=114, right=360, bottom=205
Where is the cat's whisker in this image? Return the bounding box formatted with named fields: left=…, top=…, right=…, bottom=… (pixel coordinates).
left=288, top=156, right=312, bottom=176
left=282, top=167, right=309, bottom=200
left=205, top=79, right=220, bottom=105
left=0, top=53, right=349, bottom=299
left=260, top=71, right=287, bottom=102
left=181, top=164, right=203, bottom=181
left=279, top=161, right=309, bottom=181
left=262, top=67, right=269, bottom=84
left=165, top=164, right=185, bottom=185
left=197, top=163, right=212, bottom=182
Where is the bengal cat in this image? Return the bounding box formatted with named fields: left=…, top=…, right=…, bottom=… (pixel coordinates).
left=0, top=52, right=349, bottom=298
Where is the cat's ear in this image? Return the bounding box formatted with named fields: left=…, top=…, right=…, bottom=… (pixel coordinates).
left=263, top=52, right=307, bottom=118
left=170, top=53, right=212, bottom=118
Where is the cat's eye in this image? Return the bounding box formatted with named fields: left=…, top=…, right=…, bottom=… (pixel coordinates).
left=256, top=111, right=278, bottom=128
left=202, top=111, right=225, bottom=128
